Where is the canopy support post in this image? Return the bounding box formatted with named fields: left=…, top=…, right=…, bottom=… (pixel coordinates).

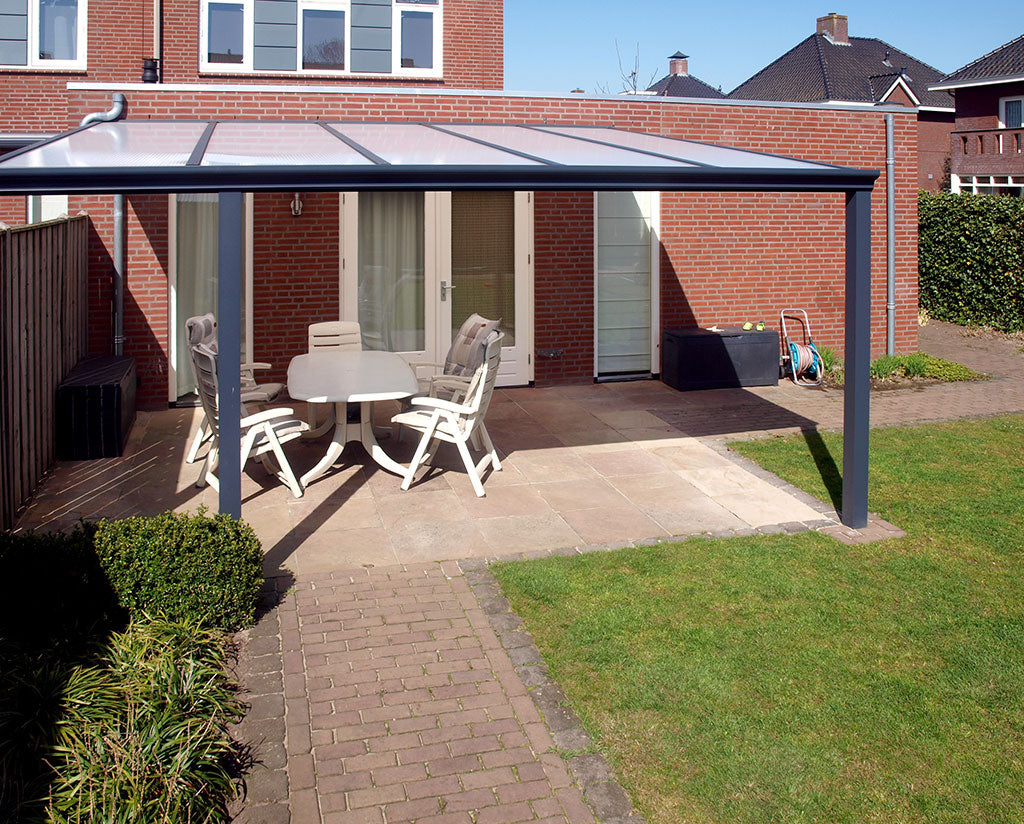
left=842, top=189, right=871, bottom=528
left=217, top=192, right=244, bottom=520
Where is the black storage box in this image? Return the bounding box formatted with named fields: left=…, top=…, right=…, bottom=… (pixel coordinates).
left=662, top=327, right=779, bottom=391
left=56, top=356, right=137, bottom=460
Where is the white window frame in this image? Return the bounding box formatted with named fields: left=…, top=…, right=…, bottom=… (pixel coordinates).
left=297, top=0, right=349, bottom=74
left=391, top=0, right=442, bottom=79
left=999, top=96, right=1024, bottom=129
left=1, top=0, right=88, bottom=70
left=198, top=0, right=442, bottom=77
left=199, top=0, right=254, bottom=73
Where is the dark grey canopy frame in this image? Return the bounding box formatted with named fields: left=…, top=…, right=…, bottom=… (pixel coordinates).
left=0, top=120, right=877, bottom=527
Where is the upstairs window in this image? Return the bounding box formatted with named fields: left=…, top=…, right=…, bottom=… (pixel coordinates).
left=0, top=0, right=88, bottom=69
left=1000, top=97, right=1023, bottom=129
left=199, top=0, right=441, bottom=77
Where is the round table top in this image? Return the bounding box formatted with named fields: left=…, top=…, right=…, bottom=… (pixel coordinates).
left=287, top=350, right=419, bottom=403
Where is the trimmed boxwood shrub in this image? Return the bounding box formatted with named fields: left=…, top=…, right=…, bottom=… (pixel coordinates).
left=918, top=190, right=1024, bottom=332
left=94, top=510, right=263, bottom=634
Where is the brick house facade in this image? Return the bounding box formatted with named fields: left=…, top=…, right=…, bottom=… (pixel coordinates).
left=1, top=1, right=918, bottom=409
left=930, top=34, right=1024, bottom=197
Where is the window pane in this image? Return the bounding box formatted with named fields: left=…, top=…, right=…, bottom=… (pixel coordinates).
left=1005, top=100, right=1023, bottom=129
left=401, top=11, right=432, bottom=69
left=303, top=9, right=345, bottom=70
left=451, top=192, right=515, bottom=346
left=208, top=2, right=244, bottom=64
left=39, top=0, right=77, bottom=61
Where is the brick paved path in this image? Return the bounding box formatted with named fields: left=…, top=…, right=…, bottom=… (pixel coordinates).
left=235, top=563, right=605, bottom=824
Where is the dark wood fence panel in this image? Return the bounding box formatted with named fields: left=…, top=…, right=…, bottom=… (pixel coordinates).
left=1, top=216, right=89, bottom=531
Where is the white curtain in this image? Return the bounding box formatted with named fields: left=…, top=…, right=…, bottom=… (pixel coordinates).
left=358, top=192, right=425, bottom=352
left=175, top=194, right=220, bottom=398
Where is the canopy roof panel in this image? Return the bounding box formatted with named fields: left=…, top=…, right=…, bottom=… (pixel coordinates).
left=0, top=120, right=878, bottom=194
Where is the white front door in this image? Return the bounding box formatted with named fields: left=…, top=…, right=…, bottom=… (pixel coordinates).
left=341, top=191, right=533, bottom=387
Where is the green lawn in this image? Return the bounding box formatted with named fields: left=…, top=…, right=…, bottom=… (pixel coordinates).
left=493, top=416, right=1024, bottom=824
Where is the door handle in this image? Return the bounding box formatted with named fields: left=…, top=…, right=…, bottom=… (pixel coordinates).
left=440, top=280, right=456, bottom=302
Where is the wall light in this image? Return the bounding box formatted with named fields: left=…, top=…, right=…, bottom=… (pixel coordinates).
left=291, top=193, right=303, bottom=216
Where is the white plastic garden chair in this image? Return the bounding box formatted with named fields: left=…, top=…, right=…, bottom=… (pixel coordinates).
left=306, top=321, right=362, bottom=437
left=410, top=313, right=501, bottom=400
left=391, top=332, right=503, bottom=497
left=189, top=340, right=308, bottom=498
left=183, top=313, right=285, bottom=463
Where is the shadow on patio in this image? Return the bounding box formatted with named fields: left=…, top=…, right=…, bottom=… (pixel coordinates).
left=15, top=381, right=833, bottom=576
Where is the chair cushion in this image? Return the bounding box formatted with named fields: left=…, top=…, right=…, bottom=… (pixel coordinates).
left=444, top=314, right=500, bottom=377
left=185, top=313, right=217, bottom=346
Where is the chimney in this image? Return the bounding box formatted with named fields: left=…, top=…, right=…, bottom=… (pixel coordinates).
left=668, top=51, right=689, bottom=76
left=816, top=13, right=849, bottom=45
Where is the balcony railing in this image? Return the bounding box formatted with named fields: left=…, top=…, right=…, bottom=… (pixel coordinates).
left=951, top=127, right=1024, bottom=179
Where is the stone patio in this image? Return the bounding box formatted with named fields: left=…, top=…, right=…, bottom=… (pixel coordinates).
left=15, top=377, right=837, bottom=573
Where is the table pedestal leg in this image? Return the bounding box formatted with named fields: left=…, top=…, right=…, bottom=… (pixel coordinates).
left=300, top=402, right=348, bottom=487
left=360, top=401, right=407, bottom=475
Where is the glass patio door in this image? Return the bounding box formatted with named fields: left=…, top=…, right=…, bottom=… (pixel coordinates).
left=439, top=191, right=532, bottom=386
left=341, top=192, right=437, bottom=360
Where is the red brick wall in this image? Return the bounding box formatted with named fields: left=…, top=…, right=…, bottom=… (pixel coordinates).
left=0, top=196, right=25, bottom=225
left=20, top=90, right=917, bottom=403
left=533, top=192, right=594, bottom=383
left=950, top=82, right=1024, bottom=180
left=252, top=192, right=340, bottom=386
left=918, top=111, right=954, bottom=192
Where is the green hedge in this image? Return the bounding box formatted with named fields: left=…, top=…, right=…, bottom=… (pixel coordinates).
left=918, top=190, right=1024, bottom=332
left=0, top=511, right=263, bottom=639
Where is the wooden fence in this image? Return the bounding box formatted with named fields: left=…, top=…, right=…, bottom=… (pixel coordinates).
left=1, top=215, right=90, bottom=531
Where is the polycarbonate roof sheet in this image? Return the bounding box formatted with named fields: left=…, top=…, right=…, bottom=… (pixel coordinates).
left=202, top=122, right=371, bottom=166
left=330, top=123, right=541, bottom=166
left=0, top=121, right=209, bottom=169
left=440, top=124, right=695, bottom=167
left=539, top=126, right=829, bottom=170
left=0, top=119, right=879, bottom=194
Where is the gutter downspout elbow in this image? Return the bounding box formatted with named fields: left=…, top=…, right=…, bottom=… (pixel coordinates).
left=884, top=113, right=896, bottom=356
left=80, top=94, right=128, bottom=355
left=79, top=93, right=126, bottom=128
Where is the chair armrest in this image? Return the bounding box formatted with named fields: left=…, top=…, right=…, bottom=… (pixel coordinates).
left=241, top=407, right=298, bottom=427
left=241, top=361, right=272, bottom=371
left=409, top=396, right=471, bottom=415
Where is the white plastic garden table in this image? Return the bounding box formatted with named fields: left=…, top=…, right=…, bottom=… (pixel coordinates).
left=287, top=350, right=418, bottom=486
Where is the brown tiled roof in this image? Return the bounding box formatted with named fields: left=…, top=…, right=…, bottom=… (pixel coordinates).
left=646, top=73, right=726, bottom=99
left=939, top=34, right=1024, bottom=84
left=729, top=34, right=954, bottom=109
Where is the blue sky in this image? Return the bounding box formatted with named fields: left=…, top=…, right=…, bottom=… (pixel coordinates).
left=504, top=2, right=1021, bottom=95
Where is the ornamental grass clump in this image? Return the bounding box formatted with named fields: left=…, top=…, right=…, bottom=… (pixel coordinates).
left=46, top=618, right=246, bottom=824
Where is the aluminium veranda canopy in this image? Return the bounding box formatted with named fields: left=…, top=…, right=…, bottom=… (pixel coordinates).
left=0, top=120, right=877, bottom=526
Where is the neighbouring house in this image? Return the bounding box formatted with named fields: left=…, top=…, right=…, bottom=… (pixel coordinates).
left=0, top=0, right=919, bottom=416
left=645, top=52, right=725, bottom=99
left=729, top=12, right=955, bottom=192
left=930, top=34, right=1024, bottom=197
